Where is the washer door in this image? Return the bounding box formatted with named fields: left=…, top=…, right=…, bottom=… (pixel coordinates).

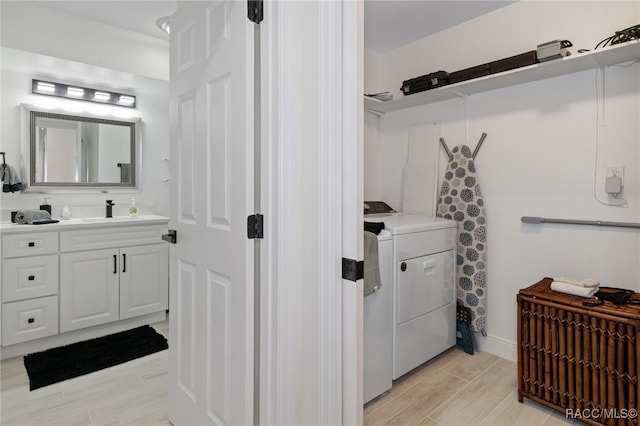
left=396, top=250, right=454, bottom=324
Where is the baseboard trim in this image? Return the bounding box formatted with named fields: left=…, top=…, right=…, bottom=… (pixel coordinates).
left=474, top=332, right=517, bottom=362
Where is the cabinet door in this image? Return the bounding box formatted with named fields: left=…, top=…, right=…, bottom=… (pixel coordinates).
left=120, top=244, right=168, bottom=320
left=60, top=249, right=120, bottom=332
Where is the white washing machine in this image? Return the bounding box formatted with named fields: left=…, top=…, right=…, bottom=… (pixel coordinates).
left=380, top=214, right=457, bottom=379
left=363, top=229, right=392, bottom=403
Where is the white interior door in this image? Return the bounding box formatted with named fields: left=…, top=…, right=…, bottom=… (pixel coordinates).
left=168, top=2, right=255, bottom=425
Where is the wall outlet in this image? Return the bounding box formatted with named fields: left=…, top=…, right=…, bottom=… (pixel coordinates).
left=605, top=165, right=624, bottom=195
left=606, top=165, right=624, bottom=183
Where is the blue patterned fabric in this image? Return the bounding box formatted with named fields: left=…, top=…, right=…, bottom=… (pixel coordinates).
left=437, top=145, right=487, bottom=334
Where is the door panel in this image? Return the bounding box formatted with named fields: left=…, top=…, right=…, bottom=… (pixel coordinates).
left=119, top=244, right=169, bottom=319
left=169, top=2, right=254, bottom=425
left=60, top=249, right=119, bottom=332
left=396, top=250, right=454, bottom=324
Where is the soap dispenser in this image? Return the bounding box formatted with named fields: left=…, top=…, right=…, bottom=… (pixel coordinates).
left=61, top=204, right=71, bottom=220
left=128, top=199, right=138, bottom=217
left=39, top=197, right=52, bottom=215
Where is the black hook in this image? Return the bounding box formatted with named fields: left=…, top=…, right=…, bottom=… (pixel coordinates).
left=1, top=152, right=6, bottom=181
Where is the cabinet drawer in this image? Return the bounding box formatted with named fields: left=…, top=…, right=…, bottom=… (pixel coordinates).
left=2, top=232, right=59, bottom=258
left=2, top=296, right=58, bottom=346
left=2, top=255, right=59, bottom=302
left=60, top=225, right=165, bottom=252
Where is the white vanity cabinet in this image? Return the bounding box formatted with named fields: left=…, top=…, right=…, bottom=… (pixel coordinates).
left=1, top=232, right=60, bottom=345
left=0, top=216, right=169, bottom=354
left=59, top=224, right=168, bottom=332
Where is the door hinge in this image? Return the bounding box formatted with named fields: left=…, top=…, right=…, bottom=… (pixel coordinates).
left=248, top=0, right=263, bottom=24
left=247, top=214, right=264, bottom=239
left=342, top=258, right=364, bottom=282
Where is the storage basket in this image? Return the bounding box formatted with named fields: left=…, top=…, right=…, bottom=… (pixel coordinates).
left=517, top=278, right=640, bottom=426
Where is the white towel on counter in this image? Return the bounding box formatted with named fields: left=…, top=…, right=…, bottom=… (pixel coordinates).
left=551, top=281, right=599, bottom=298
left=554, top=276, right=600, bottom=288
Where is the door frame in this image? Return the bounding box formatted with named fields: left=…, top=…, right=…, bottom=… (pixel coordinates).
left=258, top=1, right=363, bottom=424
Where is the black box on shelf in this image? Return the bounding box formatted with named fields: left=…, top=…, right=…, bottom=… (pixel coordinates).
left=449, top=64, right=491, bottom=84
left=401, top=70, right=450, bottom=95
left=450, top=51, right=538, bottom=85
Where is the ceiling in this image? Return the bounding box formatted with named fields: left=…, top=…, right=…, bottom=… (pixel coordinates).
left=365, top=1, right=515, bottom=53
left=31, top=1, right=176, bottom=41
left=30, top=1, right=514, bottom=53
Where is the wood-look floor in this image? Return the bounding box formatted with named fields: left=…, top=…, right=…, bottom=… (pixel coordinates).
left=365, top=347, right=581, bottom=426
left=1, top=321, right=170, bottom=426
left=2, top=322, right=580, bottom=426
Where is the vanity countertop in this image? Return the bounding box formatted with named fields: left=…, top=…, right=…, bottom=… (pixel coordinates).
left=0, top=215, right=169, bottom=234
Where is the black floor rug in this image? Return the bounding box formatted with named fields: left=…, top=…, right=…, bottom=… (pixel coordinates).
left=23, top=325, right=168, bottom=391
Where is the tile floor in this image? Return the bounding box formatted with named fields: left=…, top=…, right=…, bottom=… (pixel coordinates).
left=0, top=321, right=170, bottom=426
left=365, top=347, right=581, bottom=426
left=2, top=324, right=582, bottom=426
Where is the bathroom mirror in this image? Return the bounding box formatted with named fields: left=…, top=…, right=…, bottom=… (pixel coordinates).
left=22, top=106, right=140, bottom=190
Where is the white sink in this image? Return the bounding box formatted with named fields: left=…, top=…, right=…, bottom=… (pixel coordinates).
left=81, top=216, right=139, bottom=223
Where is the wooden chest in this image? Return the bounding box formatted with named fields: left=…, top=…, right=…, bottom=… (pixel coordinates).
left=517, top=278, right=640, bottom=425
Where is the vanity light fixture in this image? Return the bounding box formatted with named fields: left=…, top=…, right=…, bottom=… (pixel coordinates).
left=66, top=87, right=85, bottom=97
left=36, top=81, right=56, bottom=93
left=118, top=95, right=136, bottom=106
left=93, top=91, right=111, bottom=102
left=31, top=79, right=136, bottom=108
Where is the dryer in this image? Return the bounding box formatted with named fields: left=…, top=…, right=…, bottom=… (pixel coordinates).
left=381, top=214, right=457, bottom=379
left=363, top=229, right=392, bottom=403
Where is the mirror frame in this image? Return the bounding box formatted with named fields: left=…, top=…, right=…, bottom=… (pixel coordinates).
left=21, top=104, right=141, bottom=192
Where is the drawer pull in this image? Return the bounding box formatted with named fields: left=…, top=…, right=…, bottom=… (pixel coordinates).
left=28, top=242, right=35, bottom=247
left=400, top=262, right=407, bottom=272
left=28, top=275, right=35, bottom=281
left=28, top=318, right=35, bottom=324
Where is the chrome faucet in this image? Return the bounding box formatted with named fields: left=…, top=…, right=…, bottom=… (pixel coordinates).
left=106, top=200, right=114, bottom=218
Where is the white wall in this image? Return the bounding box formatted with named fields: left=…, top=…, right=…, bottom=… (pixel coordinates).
left=0, top=1, right=170, bottom=219
left=364, top=1, right=640, bottom=360
left=370, top=1, right=640, bottom=101
left=0, top=47, right=170, bottom=218
left=0, top=2, right=169, bottom=81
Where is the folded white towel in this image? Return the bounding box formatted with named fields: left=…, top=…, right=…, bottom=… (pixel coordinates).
left=551, top=281, right=599, bottom=298
left=14, top=210, right=52, bottom=224
left=554, top=276, right=600, bottom=288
